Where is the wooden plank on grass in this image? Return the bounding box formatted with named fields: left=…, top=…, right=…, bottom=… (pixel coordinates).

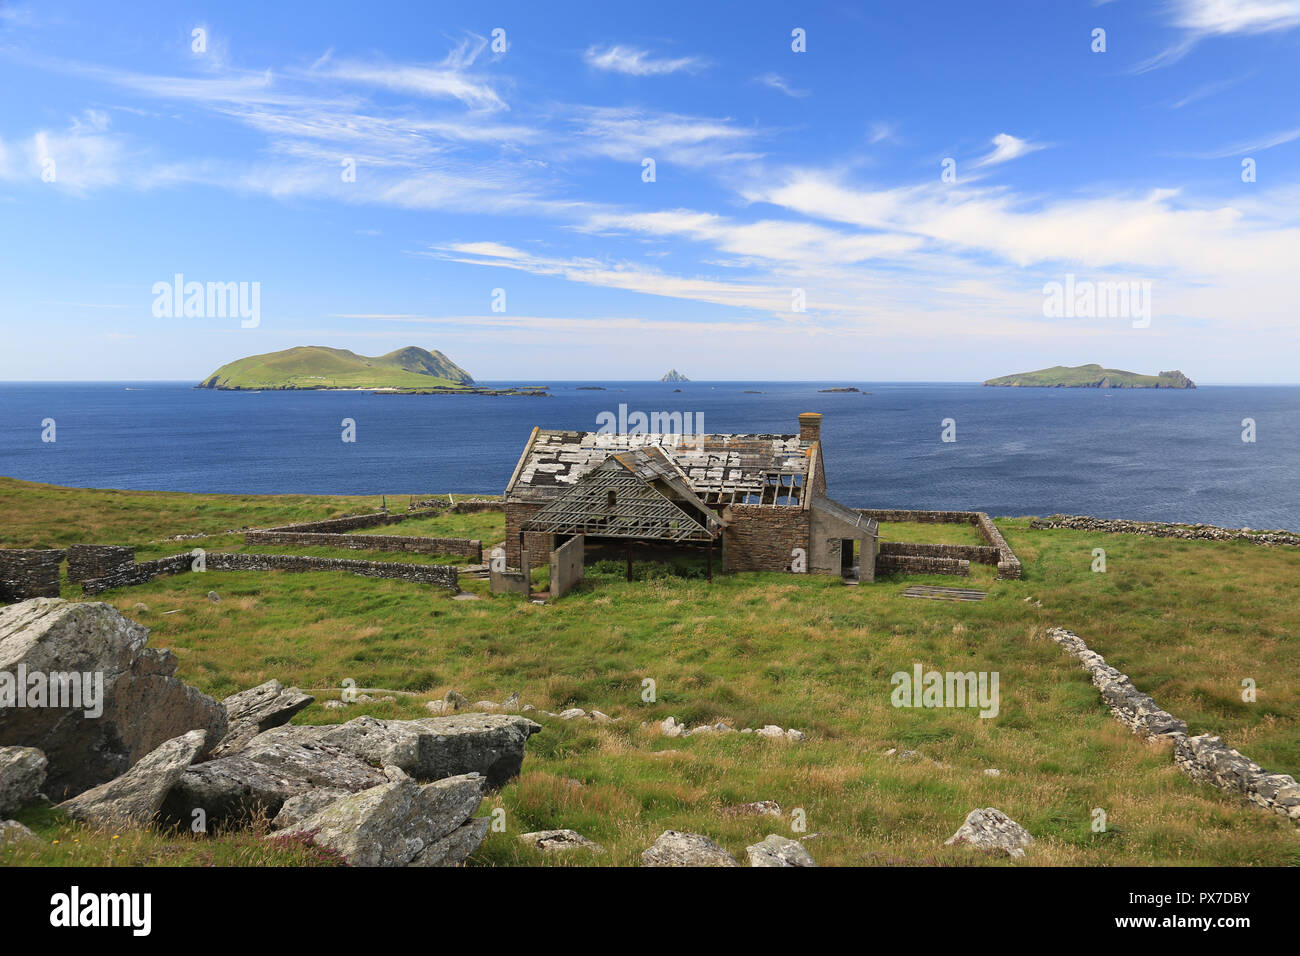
left=900, top=585, right=986, bottom=602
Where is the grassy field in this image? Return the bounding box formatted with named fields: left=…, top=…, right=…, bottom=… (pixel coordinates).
left=1, top=477, right=1297, bottom=867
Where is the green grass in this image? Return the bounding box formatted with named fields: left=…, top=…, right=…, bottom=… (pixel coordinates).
left=1, top=478, right=1297, bottom=867
left=878, top=520, right=988, bottom=547
left=199, top=345, right=473, bottom=390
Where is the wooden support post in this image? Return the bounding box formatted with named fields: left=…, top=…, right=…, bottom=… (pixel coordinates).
left=707, top=539, right=713, bottom=582
left=626, top=544, right=633, bottom=582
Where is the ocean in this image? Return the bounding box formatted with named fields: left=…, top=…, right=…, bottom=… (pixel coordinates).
left=1, top=381, right=1296, bottom=529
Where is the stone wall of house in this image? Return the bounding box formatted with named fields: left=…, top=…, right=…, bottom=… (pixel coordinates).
left=1046, top=626, right=1298, bottom=825
left=1030, top=514, right=1300, bottom=548
left=0, top=549, right=66, bottom=602
left=879, top=541, right=999, bottom=565
left=974, top=513, right=1022, bottom=579
left=722, top=506, right=808, bottom=573
left=876, top=553, right=970, bottom=576
left=504, top=502, right=545, bottom=568
left=244, top=529, right=481, bottom=561
left=65, top=544, right=137, bottom=584
left=549, top=534, right=585, bottom=599
left=80, top=550, right=459, bottom=594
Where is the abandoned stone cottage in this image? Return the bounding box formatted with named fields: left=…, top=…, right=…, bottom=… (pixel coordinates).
left=503, top=412, right=878, bottom=581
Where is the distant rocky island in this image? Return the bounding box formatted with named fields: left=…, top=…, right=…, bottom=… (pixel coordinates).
left=660, top=369, right=690, bottom=382
left=984, top=364, right=1195, bottom=389
left=197, top=346, right=547, bottom=395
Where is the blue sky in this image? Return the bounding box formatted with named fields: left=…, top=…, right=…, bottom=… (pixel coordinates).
left=1, top=0, right=1299, bottom=382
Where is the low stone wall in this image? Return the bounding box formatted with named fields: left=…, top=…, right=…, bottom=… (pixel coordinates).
left=0, top=549, right=66, bottom=601
left=876, top=554, right=970, bottom=576
left=409, top=498, right=504, bottom=514
left=859, top=509, right=1022, bottom=580
left=81, top=550, right=459, bottom=594
left=244, top=530, right=482, bottom=561
left=1030, top=514, right=1300, bottom=548
left=66, top=544, right=136, bottom=584
left=491, top=549, right=532, bottom=597
left=879, top=541, right=999, bottom=565
left=261, top=510, right=440, bottom=534
left=1046, top=626, right=1298, bottom=824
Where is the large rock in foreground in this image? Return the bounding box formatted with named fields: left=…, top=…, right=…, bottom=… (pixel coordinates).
left=59, top=730, right=207, bottom=827
left=641, top=830, right=739, bottom=867
left=0, top=599, right=227, bottom=799
left=248, top=713, right=542, bottom=788
left=944, top=807, right=1034, bottom=858
left=161, top=737, right=387, bottom=831
left=275, top=771, right=487, bottom=867
left=0, top=746, right=48, bottom=815
left=210, top=679, right=314, bottom=758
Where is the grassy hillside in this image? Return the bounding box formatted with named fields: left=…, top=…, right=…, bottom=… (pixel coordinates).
left=983, top=365, right=1195, bottom=388
left=198, top=345, right=474, bottom=390
left=1, top=478, right=1296, bottom=867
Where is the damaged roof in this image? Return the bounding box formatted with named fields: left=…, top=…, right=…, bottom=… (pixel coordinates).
left=506, top=429, right=815, bottom=502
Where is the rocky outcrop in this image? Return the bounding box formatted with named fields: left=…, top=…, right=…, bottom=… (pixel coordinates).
left=0, top=598, right=227, bottom=799
left=641, top=830, right=740, bottom=867
left=59, top=730, right=207, bottom=827
left=944, top=807, right=1034, bottom=858
left=0, top=746, right=47, bottom=815
left=248, top=714, right=542, bottom=788
left=746, top=834, right=817, bottom=867
left=161, top=737, right=387, bottom=831
left=275, top=772, right=487, bottom=867
left=210, top=680, right=314, bottom=758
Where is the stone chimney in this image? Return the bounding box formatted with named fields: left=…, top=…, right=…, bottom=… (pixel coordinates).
left=798, top=412, right=822, bottom=443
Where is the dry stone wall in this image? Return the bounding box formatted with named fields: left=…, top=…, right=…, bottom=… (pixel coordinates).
left=879, top=541, right=999, bottom=564
left=66, top=545, right=135, bottom=584
left=1046, top=626, right=1298, bottom=824
left=245, top=529, right=481, bottom=561
left=1031, top=514, right=1300, bottom=548
left=858, top=509, right=1022, bottom=579
left=0, top=549, right=65, bottom=602
left=876, top=554, right=970, bottom=576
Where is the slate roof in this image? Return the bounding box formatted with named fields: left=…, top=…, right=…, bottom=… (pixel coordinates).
left=505, top=429, right=815, bottom=503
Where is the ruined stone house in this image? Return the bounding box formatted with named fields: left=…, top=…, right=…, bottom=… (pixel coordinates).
left=503, top=412, right=878, bottom=581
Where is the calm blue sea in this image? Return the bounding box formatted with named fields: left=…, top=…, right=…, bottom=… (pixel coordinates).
left=1, top=381, right=1296, bottom=529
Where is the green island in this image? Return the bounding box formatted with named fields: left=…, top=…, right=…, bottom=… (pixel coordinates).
left=983, top=365, right=1196, bottom=389
left=197, top=345, right=547, bottom=396
left=2, top=475, right=1295, bottom=867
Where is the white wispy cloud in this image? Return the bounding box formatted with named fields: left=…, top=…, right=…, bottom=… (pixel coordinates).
left=583, top=44, right=707, bottom=76
left=1137, top=0, right=1300, bottom=70
left=756, top=73, right=808, bottom=98
left=972, top=132, right=1048, bottom=168
left=1189, top=126, right=1300, bottom=158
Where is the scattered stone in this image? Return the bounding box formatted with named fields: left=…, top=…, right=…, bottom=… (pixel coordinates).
left=323, top=700, right=345, bottom=710
left=785, top=728, right=806, bottom=742
left=60, top=730, right=207, bottom=827
left=276, top=773, right=486, bottom=867
left=747, top=834, right=818, bottom=867
left=207, top=591, right=220, bottom=603
left=0, top=599, right=227, bottom=800
left=984, top=769, right=1001, bottom=777
left=443, top=690, right=470, bottom=712
left=210, top=679, right=314, bottom=758
left=132, top=603, right=149, bottom=615
left=0, top=746, right=48, bottom=816
left=944, top=807, right=1034, bottom=858
left=521, top=704, right=536, bottom=713
left=722, top=800, right=781, bottom=818
left=590, top=710, right=614, bottom=723
left=475, top=700, right=504, bottom=713
left=557, top=708, right=586, bottom=720
left=519, top=829, right=605, bottom=853
left=660, top=716, right=685, bottom=738
left=0, top=819, right=41, bottom=848
left=641, top=830, right=739, bottom=867
left=502, top=693, right=519, bottom=711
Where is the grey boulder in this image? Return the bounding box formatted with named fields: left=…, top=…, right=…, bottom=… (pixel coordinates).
left=0, top=746, right=48, bottom=815
left=0, top=819, right=41, bottom=849
left=0, top=598, right=227, bottom=800
left=944, top=807, right=1034, bottom=858
left=746, top=834, right=817, bottom=867
left=59, top=730, right=207, bottom=827
left=519, top=829, right=605, bottom=853
left=210, top=679, right=314, bottom=758
left=275, top=772, right=487, bottom=867
left=250, top=713, right=542, bottom=788
left=641, top=830, right=739, bottom=867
